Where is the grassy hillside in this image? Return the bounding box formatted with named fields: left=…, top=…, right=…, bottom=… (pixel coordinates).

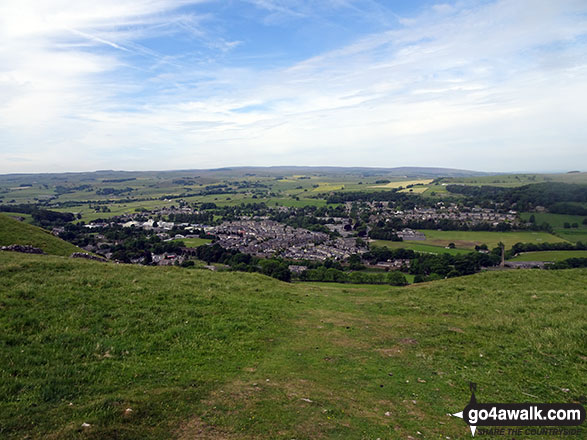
left=0, top=214, right=81, bottom=256
left=0, top=253, right=585, bottom=439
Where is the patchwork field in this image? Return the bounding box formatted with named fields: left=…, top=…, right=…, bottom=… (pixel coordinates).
left=1, top=252, right=585, bottom=439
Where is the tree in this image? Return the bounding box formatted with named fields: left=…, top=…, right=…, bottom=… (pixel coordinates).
left=143, top=250, right=152, bottom=265
left=386, top=271, right=407, bottom=286
left=348, top=254, right=365, bottom=271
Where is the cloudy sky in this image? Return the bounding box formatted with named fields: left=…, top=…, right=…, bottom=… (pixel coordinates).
left=1, top=0, right=586, bottom=173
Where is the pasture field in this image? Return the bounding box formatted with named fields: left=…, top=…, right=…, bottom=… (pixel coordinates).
left=0, top=252, right=585, bottom=439
left=311, top=183, right=345, bottom=192
left=0, top=214, right=81, bottom=256
left=370, top=240, right=472, bottom=256
left=520, top=212, right=587, bottom=229
left=509, top=250, right=587, bottom=262
left=417, top=229, right=568, bottom=250
left=556, top=229, right=587, bottom=243
left=520, top=212, right=587, bottom=243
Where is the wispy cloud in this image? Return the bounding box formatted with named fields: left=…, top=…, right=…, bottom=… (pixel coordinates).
left=1, top=0, right=586, bottom=173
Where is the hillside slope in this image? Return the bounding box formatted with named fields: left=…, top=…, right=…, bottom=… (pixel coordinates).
left=0, top=213, right=81, bottom=256
left=0, top=252, right=585, bottom=439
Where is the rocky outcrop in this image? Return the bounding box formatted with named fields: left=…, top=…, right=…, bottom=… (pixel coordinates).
left=70, top=252, right=107, bottom=262
left=1, top=244, right=45, bottom=254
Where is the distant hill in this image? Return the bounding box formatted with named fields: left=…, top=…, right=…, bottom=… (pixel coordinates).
left=0, top=166, right=490, bottom=185
left=200, top=166, right=491, bottom=178
left=0, top=213, right=81, bottom=256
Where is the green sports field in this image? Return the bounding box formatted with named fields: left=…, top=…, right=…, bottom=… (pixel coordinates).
left=171, top=238, right=212, bottom=247
left=371, top=240, right=473, bottom=255
left=417, top=229, right=568, bottom=250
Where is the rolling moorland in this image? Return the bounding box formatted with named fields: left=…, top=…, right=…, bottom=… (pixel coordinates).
left=0, top=167, right=586, bottom=439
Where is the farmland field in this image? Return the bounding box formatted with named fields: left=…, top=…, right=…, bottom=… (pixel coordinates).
left=439, top=172, right=587, bottom=186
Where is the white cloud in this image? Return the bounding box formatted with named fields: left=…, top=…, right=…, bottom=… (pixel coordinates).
left=1, top=0, right=586, bottom=173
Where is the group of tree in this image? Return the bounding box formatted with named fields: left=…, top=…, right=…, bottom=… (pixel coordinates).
left=549, top=258, right=587, bottom=270
left=408, top=250, right=501, bottom=280
left=506, top=241, right=586, bottom=259
left=194, top=244, right=292, bottom=281
left=0, top=204, right=75, bottom=227
left=446, top=182, right=587, bottom=214
left=299, top=266, right=407, bottom=285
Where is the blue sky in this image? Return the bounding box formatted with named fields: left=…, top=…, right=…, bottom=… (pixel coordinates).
left=0, top=0, right=586, bottom=173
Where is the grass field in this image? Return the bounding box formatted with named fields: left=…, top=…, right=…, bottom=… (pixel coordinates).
left=398, top=186, right=429, bottom=194
left=370, top=179, right=433, bottom=189
left=371, top=240, right=473, bottom=256
left=520, top=212, right=587, bottom=243
left=171, top=238, right=212, bottom=247
left=1, top=252, right=585, bottom=439
left=509, top=250, right=587, bottom=262
left=417, top=229, right=568, bottom=250
left=440, top=172, right=587, bottom=186
left=0, top=214, right=81, bottom=256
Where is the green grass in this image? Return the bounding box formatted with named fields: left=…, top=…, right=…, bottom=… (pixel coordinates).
left=556, top=229, right=587, bottom=243
left=417, top=229, right=568, bottom=250
left=519, top=212, right=587, bottom=244
left=441, top=172, right=587, bottom=186
left=371, top=240, right=473, bottom=255
left=0, top=212, right=34, bottom=223
left=1, top=252, right=585, bottom=439
left=171, top=238, right=212, bottom=247
left=0, top=214, right=82, bottom=256
left=520, top=212, right=587, bottom=229
left=509, top=250, right=587, bottom=262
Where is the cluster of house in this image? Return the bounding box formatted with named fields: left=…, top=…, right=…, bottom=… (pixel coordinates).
left=396, top=228, right=426, bottom=241
left=210, top=220, right=365, bottom=261
left=378, top=204, right=517, bottom=226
